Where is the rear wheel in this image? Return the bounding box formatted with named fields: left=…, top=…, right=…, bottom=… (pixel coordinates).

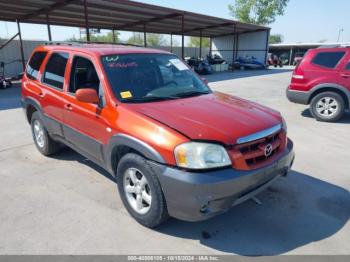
left=310, top=92, right=345, bottom=122
left=116, top=153, right=168, bottom=228
left=31, top=112, right=61, bottom=155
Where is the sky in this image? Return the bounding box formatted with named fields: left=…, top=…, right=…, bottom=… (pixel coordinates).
left=0, top=0, right=349, bottom=43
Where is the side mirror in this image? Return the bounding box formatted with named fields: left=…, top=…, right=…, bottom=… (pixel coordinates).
left=201, top=78, right=209, bottom=85
left=76, top=88, right=99, bottom=104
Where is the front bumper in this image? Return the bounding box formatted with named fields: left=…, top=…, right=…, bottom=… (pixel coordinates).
left=149, top=139, right=295, bottom=222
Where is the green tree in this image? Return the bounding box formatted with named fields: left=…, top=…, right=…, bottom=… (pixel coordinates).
left=127, top=33, right=144, bottom=45
left=228, top=0, right=289, bottom=25
left=66, top=31, right=119, bottom=43
left=127, top=33, right=168, bottom=47
left=147, top=33, right=168, bottom=47
left=171, top=37, right=180, bottom=47
left=188, top=37, right=210, bottom=48
left=269, top=34, right=283, bottom=44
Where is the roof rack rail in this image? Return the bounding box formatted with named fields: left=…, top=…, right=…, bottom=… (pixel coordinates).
left=317, top=44, right=350, bottom=49
left=44, top=41, right=73, bottom=46
left=43, top=41, right=143, bottom=48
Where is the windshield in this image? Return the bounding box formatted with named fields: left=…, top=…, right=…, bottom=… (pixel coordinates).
left=101, top=53, right=211, bottom=103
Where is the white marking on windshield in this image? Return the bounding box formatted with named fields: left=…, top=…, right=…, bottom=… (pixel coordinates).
left=169, top=58, right=189, bottom=71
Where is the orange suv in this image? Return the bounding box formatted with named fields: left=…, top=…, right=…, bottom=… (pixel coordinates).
left=22, top=44, right=294, bottom=227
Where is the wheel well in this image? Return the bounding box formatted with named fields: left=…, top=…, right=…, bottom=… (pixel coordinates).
left=308, top=87, right=349, bottom=108
left=111, top=145, right=142, bottom=177
left=26, top=105, right=37, bottom=124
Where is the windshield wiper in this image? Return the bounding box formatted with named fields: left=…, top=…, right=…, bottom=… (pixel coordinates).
left=121, top=91, right=210, bottom=103
left=174, top=90, right=211, bottom=98
left=121, top=95, right=180, bottom=103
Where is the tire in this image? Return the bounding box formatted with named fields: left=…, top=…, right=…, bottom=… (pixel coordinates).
left=30, top=111, right=61, bottom=156
left=116, top=153, right=169, bottom=228
left=310, top=92, right=345, bottom=122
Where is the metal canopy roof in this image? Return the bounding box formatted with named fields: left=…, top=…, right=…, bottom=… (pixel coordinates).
left=0, top=0, right=268, bottom=37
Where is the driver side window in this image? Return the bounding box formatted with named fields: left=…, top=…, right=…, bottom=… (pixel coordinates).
left=69, top=56, right=105, bottom=106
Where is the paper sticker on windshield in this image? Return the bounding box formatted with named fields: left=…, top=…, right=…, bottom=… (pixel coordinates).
left=120, top=91, right=132, bottom=99
left=170, top=58, right=188, bottom=71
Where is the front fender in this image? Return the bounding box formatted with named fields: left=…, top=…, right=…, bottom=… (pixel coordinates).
left=105, top=133, right=166, bottom=175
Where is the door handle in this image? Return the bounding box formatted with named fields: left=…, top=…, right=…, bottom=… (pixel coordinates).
left=341, top=73, right=350, bottom=78
left=35, top=89, right=44, bottom=98
left=64, top=104, right=73, bottom=111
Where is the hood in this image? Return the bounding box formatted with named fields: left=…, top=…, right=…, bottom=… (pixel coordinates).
left=126, top=92, right=282, bottom=145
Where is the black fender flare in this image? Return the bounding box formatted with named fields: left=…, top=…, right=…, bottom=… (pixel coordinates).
left=308, top=83, right=350, bottom=107
left=105, top=133, right=166, bottom=175
left=22, top=96, right=43, bottom=123
left=23, top=97, right=42, bottom=112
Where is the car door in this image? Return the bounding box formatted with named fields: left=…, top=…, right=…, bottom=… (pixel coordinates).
left=338, top=52, right=350, bottom=91
left=38, top=51, right=70, bottom=137
left=61, top=53, right=110, bottom=163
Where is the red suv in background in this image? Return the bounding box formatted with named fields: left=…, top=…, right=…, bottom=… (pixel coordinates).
left=287, top=47, right=350, bottom=122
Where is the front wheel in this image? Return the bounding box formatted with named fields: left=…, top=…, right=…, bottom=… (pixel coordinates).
left=116, top=153, right=169, bottom=228
left=310, top=92, right=345, bottom=122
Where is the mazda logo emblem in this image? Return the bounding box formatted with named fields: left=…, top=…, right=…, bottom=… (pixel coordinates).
left=264, top=144, right=273, bottom=157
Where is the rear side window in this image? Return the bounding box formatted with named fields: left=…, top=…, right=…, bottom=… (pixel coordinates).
left=43, top=52, right=69, bottom=89
left=312, top=51, right=345, bottom=68
left=26, top=51, right=47, bottom=80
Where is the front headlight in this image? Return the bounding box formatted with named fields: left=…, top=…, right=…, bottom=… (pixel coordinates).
left=282, top=117, right=287, bottom=133
left=174, top=142, right=232, bottom=169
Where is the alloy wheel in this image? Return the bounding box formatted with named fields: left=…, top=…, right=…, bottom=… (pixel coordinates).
left=123, top=168, right=152, bottom=215
left=316, top=97, right=339, bottom=117
left=33, top=120, right=45, bottom=148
